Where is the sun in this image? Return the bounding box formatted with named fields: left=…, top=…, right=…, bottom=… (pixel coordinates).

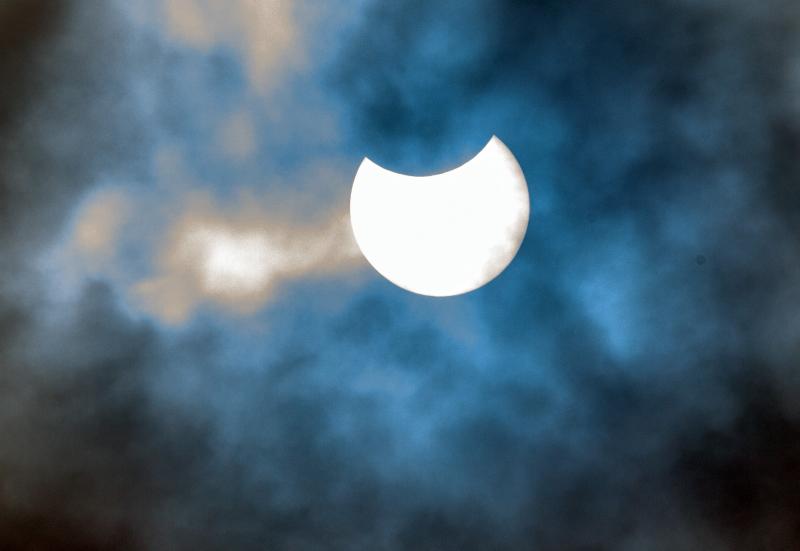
left=349, top=136, right=530, bottom=297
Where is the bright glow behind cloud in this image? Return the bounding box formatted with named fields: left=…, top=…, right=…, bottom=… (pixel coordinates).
left=182, top=227, right=277, bottom=296
left=60, top=187, right=362, bottom=325
left=137, top=193, right=362, bottom=323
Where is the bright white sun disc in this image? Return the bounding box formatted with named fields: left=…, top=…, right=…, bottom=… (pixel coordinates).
left=349, top=136, right=530, bottom=297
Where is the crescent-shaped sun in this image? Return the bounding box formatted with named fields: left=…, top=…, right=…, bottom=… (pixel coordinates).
left=350, top=136, right=530, bottom=297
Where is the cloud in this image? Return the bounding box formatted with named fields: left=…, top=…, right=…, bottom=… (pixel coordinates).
left=3, top=0, right=800, bottom=549
left=158, top=0, right=304, bottom=92
left=132, top=190, right=362, bottom=323
left=70, top=187, right=132, bottom=263
left=217, top=110, right=257, bottom=160
left=328, top=0, right=800, bottom=547
left=58, top=179, right=362, bottom=325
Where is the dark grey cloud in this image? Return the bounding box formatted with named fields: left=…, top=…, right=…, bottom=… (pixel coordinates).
left=0, top=1, right=151, bottom=259
left=0, top=2, right=191, bottom=548
left=3, top=0, right=800, bottom=549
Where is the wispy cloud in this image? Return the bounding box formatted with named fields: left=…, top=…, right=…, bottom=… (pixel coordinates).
left=61, top=183, right=362, bottom=324
left=137, top=0, right=307, bottom=92
left=132, top=190, right=361, bottom=323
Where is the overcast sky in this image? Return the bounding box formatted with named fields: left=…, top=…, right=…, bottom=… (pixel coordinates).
left=2, top=1, right=800, bottom=549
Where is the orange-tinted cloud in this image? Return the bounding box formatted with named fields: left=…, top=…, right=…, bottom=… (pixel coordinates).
left=159, top=0, right=304, bottom=92
left=61, top=182, right=362, bottom=325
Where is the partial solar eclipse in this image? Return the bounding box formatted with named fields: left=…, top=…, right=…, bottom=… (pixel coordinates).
left=350, top=136, right=530, bottom=297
